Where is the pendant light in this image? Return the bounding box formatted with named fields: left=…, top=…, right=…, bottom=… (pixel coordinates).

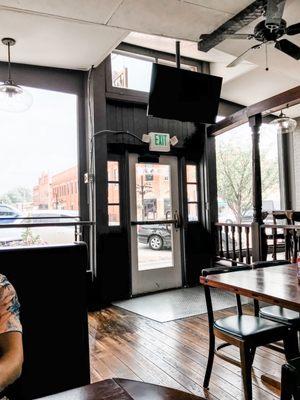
left=0, top=38, right=32, bottom=112
left=269, top=109, right=297, bottom=134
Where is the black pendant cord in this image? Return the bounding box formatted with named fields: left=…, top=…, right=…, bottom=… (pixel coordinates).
left=265, top=43, right=269, bottom=72
left=7, top=41, right=12, bottom=82
left=176, top=41, right=181, bottom=69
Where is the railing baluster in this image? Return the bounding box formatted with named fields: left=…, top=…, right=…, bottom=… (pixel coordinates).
left=238, top=226, right=243, bottom=262
left=284, top=228, right=289, bottom=260
left=245, top=227, right=250, bottom=264
left=219, top=226, right=224, bottom=258
left=272, top=227, right=277, bottom=260
left=293, top=228, right=297, bottom=263
left=225, top=225, right=230, bottom=259
left=231, top=225, right=236, bottom=262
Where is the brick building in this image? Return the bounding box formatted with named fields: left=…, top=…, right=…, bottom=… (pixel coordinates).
left=51, top=166, right=78, bottom=210
left=33, top=166, right=78, bottom=211
left=32, top=172, right=51, bottom=210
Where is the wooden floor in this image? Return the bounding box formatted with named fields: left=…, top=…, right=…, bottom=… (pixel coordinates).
left=88, top=305, right=284, bottom=400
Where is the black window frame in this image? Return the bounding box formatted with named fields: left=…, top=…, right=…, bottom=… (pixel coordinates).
left=105, top=45, right=206, bottom=104
left=107, top=159, right=121, bottom=227
left=186, top=163, right=200, bottom=223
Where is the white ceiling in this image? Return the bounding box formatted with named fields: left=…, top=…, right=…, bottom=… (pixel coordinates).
left=0, top=0, right=299, bottom=108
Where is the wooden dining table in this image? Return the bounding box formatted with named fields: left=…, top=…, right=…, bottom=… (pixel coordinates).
left=200, top=263, right=300, bottom=390
left=200, top=263, right=300, bottom=312
left=37, top=378, right=205, bottom=400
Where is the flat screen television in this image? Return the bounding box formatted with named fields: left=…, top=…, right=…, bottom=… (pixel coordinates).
left=147, top=64, right=223, bottom=124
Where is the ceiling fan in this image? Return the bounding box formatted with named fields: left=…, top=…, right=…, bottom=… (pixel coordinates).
left=198, top=0, right=300, bottom=68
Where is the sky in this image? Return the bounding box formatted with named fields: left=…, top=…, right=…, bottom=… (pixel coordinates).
left=0, top=86, right=78, bottom=195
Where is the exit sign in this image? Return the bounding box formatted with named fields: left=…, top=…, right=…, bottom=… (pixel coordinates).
left=149, top=132, right=170, bottom=152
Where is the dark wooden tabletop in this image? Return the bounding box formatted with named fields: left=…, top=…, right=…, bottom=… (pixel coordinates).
left=200, top=264, right=300, bottom=312
left=37, top=378, right=205, bottom=400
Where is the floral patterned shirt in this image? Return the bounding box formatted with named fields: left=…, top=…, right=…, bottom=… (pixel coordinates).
left=0, top=275, right=22, bottom=334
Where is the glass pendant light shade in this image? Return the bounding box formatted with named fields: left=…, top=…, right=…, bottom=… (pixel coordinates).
left=0, top=38, right=33, bottom=113
left=270, top=110, right=297, bottom=134
left=0, top=80, right=32, bottom=112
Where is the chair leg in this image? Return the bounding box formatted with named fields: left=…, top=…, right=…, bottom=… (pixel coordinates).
left=249, top=347, right=256, bottom=366
left=240, top=342, right=253, bottom=400
left=283, top=330, right=299, bottom=361
left=280, top=364, right=293, bottom=400
left=203, top=332, right=215, bottom=389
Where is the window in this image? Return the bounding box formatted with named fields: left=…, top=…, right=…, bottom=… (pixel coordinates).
left=216, top=122, right=280, bottom=224
left=107, top=161, right=120, bottom=226
left=186, top=165, right=199, bottom=221
left=0, top=85, right=79, bottom=247
left=111, top=53, right=153, bottom=92
left=110, top=52, right=199, bottom=92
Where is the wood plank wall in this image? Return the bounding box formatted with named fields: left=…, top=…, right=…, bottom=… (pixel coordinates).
left=106, top=100, right=196, bottom=148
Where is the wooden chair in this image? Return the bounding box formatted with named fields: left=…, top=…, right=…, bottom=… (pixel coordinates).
left=287, top=211, right=300, bottom=262
left=269, top=211, right=293, bottom=260
left=281, top=357, right=300, bottom=400
left=201, top=265, right=298, bottom=400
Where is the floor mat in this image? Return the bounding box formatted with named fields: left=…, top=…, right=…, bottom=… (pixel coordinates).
left=113, top=286, right=247, bottom=322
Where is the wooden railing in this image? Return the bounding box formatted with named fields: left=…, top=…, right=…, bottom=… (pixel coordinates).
left=216, top=221, right=300, bottom=265
left=215, top=222, right=252, bottom=265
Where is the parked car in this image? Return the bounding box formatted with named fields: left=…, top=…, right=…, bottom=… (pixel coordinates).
left=241, top=209, right=274, bottom=224
left=0, top=203, right=21, bottom=223
left=138, top=224, right=171, bottom=250
left=138, top=224, right=235, bottom=251
left=0, top=204, right=23, bottom=245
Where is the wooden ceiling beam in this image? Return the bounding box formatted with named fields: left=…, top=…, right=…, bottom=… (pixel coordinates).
left=209, top=85, right=300, bottom=136
left=198, top=0, right=266, bottom=52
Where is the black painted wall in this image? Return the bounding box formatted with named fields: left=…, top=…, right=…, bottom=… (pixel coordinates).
left=93, top=57, right=242, bottom=306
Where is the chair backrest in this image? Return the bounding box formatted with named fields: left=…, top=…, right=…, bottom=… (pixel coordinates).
left=201, top=265, right=251, bottom=325
left=252, top=260, right=290, bottom=269
left=285, top=211, right=300, bottom=223
left=272, top=211, right=292, bottom=225
left=0, top=243, right=90, bottom=400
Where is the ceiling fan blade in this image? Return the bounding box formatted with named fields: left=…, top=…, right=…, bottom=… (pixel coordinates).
left=224, top=33, right=254, bottom=39
left=226, top=44, right=261, bottom=68
left=286, top=22, right=300, bottom=36
left=265, top=0, right=286, bottom=30
left=275, top=38, right=300, bottom=60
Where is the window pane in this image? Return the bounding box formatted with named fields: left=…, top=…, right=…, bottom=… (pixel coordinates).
left=111, top=53, right=153, bottom=92
left=108, top=205, right=120, bottom=226
left=137, top=223, right=174, bottom=270
left=186, top=165, right=197, bottom=183
left=187, top=184, right=198, bottom=202
left=107, top=161, right=119, bottom=181
left=188, top=203, right=198, bottom=222
left=0, top=86, right=78, bottom=247
left=135, top=163, right=171, bottom=221
left=216, top=122, right=280, bottom=224
left=108, top=183, right=119, bottom=204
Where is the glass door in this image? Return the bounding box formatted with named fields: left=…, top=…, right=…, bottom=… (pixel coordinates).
left=129, top=154, right=182, bottom=295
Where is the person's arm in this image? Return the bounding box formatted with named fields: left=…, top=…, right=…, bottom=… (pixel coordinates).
left=0, top=331, right=23, bottom=390
left=0, top=275, right=23, bottom=391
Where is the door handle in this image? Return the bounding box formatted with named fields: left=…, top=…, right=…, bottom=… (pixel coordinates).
left=173, top=210, right=181, bottom=229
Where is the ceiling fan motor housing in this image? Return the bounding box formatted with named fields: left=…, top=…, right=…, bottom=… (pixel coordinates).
left=254, top=19, right=286, bottom=42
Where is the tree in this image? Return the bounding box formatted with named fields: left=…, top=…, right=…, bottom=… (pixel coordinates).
left=217, top=141, right=278, bottom=223
left=0, top=186, right=32, bottom=205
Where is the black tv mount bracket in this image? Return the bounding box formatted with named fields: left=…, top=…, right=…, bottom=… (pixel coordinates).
left=176, top=41, right=181, bottom=69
